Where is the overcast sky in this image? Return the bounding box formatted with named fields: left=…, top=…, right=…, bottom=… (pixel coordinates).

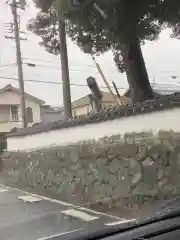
left=1, top=0, right=180, bottom=106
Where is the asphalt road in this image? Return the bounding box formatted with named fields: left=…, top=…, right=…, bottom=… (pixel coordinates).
left=0, top=185, right=130, bottom=240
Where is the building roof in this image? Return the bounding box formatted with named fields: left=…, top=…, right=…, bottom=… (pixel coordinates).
left=40, top=105, right=64, bottom=112
left=72, top=91, right=131, bottom=109
left=0, top=84, right=45, bottom=104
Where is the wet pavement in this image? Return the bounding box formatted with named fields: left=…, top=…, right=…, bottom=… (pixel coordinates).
left=0, top=185, right=126, bottom=240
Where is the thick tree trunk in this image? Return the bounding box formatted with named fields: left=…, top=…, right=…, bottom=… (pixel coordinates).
left=120, top=37, right=153, bottom=103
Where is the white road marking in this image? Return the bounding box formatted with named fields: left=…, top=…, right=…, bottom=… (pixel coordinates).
left=0, top=184, right=121, bottom=220
left=105, top=219, right=136, bottom=226
left=61, top=209, right=99, bottom=221
left=0, top=189, right=8, bottom=192
left=36, top=229, right=82, bottom=240
left=18, top=195, right=42, bottom=203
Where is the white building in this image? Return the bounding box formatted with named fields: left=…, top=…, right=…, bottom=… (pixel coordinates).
left=0, top=84, right=45, bottom=133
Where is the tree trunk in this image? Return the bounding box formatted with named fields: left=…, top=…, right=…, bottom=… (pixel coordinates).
left=120, top=37, right=153, bottom=103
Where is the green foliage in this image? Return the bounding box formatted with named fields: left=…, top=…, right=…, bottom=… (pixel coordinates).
left=159, top=0, right=180, bottom=39
left=32, top=0, right=55, bottom=11
left=29, top=1, right=180, bottom=60
left=28, top=9, right=60, bottom=55
left=28, top=0, right=180, bottom=102
left=28, top=0, right=163, bottom=72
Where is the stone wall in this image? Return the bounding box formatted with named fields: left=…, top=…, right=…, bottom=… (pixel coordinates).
left=2, top=131, right=180, bottom=218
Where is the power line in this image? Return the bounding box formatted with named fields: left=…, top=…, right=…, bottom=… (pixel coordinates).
left=22, top=59, right=180, bottom=76
left=23, top=57, right=121, bottom=74
left=23, top=62, right=120, bottom=76
left=1, top=75, right=179, bottom=94
left=0, top=63, right=16, bottom=68
left=0, top=59, right=118, bottom=76
left=26, top=61, right=180, bottom=78
left=23, top=57, right=97, bottom=68
left=21, top=57, right=180, bottom=73
left=23, top=62, right=97, bottom=73
left=0, top=62, right=97, bottom=73
left=0, top=75, right=126, bottom=90
left=0, top=61, right=101, bottom=74
left=23, top=57, right=180, bottom=77
left=24, top=58, right=180, bottom=76
left=23, top=58, right=180, bottom=77
left=1, top=75, right=179, bottom=90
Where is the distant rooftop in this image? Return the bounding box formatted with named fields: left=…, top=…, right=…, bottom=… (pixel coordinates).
left=40, top=105, right=64, bottom=112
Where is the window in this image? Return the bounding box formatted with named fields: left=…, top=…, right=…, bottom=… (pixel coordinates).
left=26, top=107, right=33, bottom=123
left=103, top=104, right=107, bottom=110
left=84, top=106, right=89, bottom=114
left=10, top=106, right=19, bottom=121
left=73, top=110, right=77, bottom=117
left=87, top=105, right=92, bottom=113
left=101, top=104, right=108, bottom=110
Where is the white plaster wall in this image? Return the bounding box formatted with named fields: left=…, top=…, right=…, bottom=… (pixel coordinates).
left=0, top=91, right=21, bottom=105
left=7, top=108, right=180, bottom=151
left=72, top=105, right=88, bottom=117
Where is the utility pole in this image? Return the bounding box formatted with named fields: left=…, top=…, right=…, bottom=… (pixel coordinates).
left=112, top=81, right=123, bottom=105
left=58, top=20, right=72, bottom=119
left=92, top=55, right=121, bottom=106
left=11, top=0, right=27, bottom=128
